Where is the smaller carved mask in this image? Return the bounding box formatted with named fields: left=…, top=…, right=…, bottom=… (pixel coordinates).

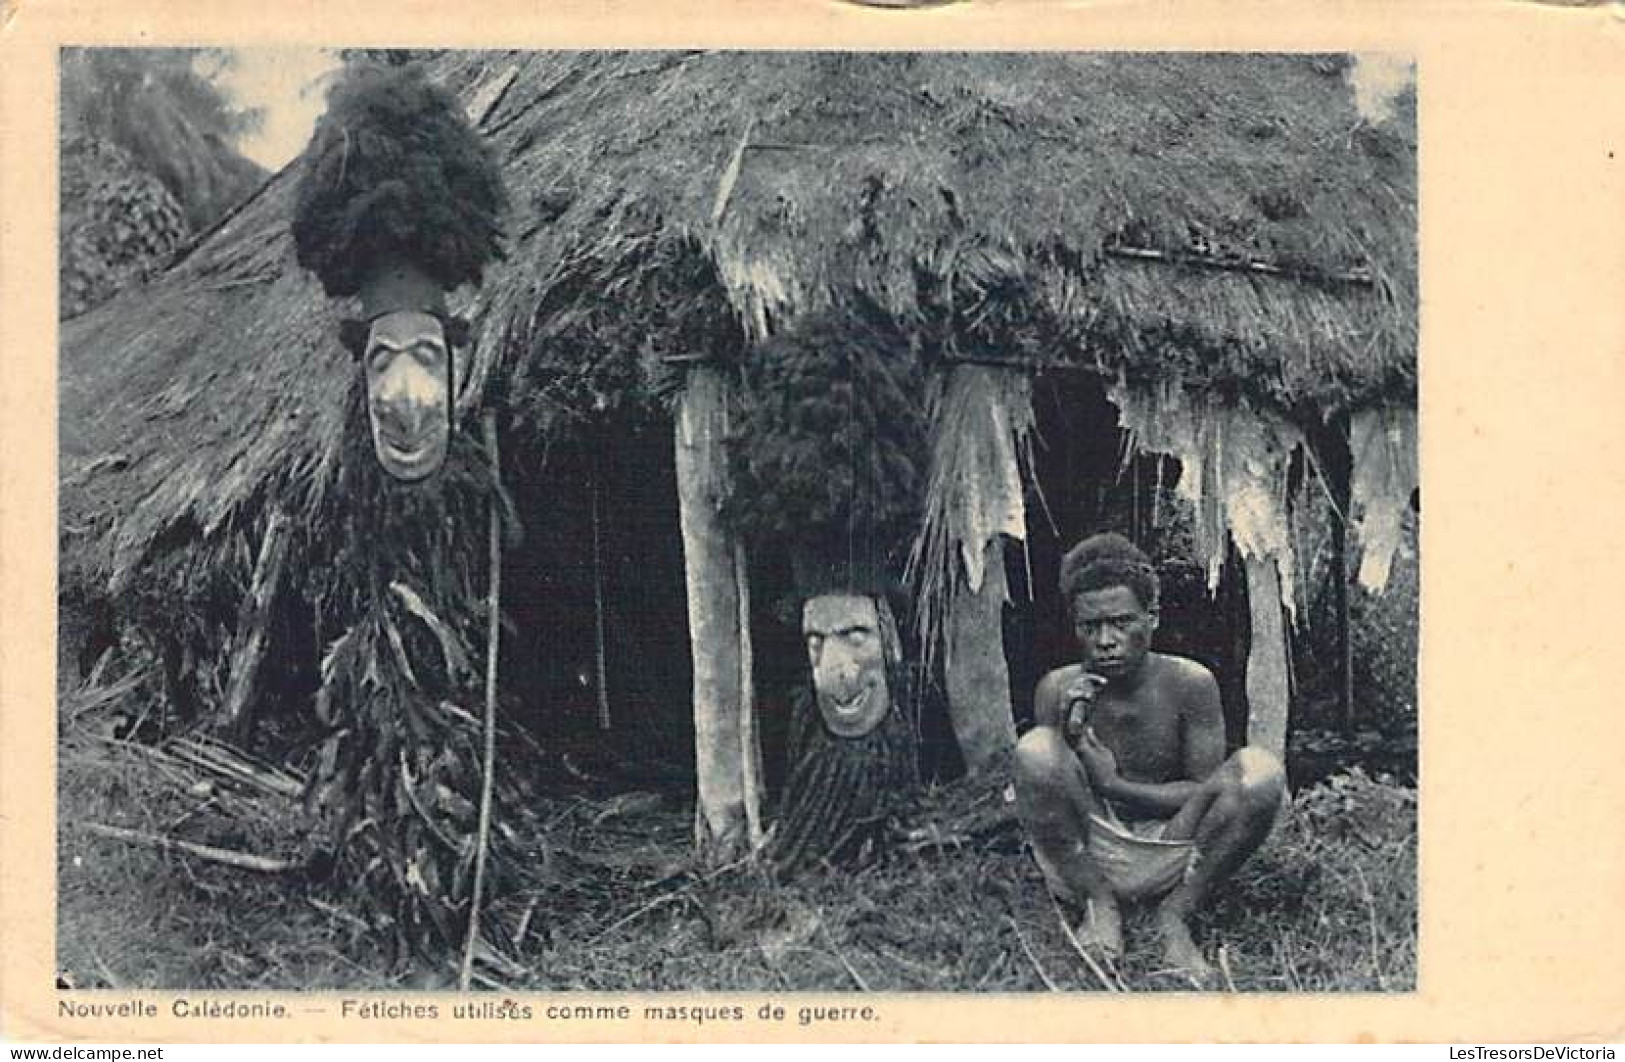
left=362, top=310, right=453, bottom=482
left=802, top=593, right=896, bottom=739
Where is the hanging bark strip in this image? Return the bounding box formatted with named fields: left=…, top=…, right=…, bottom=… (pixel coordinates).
left=1244, top=554, right=1291, bottom=759
left=1108, top=383, right=1306, bottom=758
left=218, top=509, right=291, bottom=742
left=675, top=367, right=755, bottom=862
left=1349, top=406, right=1419, bottom=593
left=460, top=410, right=504, bottom=991
left=909, top=364, right=1029, bottom=774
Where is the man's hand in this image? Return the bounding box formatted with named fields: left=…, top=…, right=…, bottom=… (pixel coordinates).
left=1062, top=672, right=1108, bottom=742
left=1065, top=672, right=1107, bottom=708
left=1076, top=726, right=1120, bottom=790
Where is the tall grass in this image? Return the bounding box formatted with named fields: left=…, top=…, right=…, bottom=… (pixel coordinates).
left=58, top=700, right=1415, bottom=993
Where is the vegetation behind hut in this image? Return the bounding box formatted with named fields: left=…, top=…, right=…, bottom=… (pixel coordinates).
left=60, top=49, right=267, bottom=232
left=58, top=49, right=267, bottom=318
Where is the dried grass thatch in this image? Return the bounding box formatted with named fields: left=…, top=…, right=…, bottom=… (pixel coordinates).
left=63, top=49, right=1414, bottom=604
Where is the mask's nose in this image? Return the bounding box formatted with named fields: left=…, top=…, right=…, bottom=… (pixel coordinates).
left=373, top=363, right=442, bottom=441
left=374, top=397, right=423, bottom=439
left=821, top=650, right=863, bottom=698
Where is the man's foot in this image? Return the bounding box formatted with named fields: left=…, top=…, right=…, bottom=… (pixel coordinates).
left=1076, top=896, right=1123, bottom=962
left=1154, top=907, right=1214, bottom=986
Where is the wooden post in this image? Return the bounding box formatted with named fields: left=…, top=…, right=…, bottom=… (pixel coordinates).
left=675, top=367, right=753, bottom=862
left=219, top=509, right=291, bottom=743
left=944, top=537, right=1017, bottom=773
left=1243, top=553, right=1291, bottom=760
left=735, top=543, right=765, bottom=849
left=1333, top=519, right=1354, bottom=734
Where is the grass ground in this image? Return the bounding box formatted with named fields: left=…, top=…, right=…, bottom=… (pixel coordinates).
left=56, top=674, right=1416, bottom=994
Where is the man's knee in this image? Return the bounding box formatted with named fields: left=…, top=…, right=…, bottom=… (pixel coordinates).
left=1015, top=727, right=1071, bottom=780
left=1013, top=728, right=1082, bottom=817
left=1224, top=746, right=1286, bottom=810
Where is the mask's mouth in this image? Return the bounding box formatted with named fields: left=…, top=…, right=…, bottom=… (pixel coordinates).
left=373, top=425, right=447, bottom=482
left=817, top=678, right=889, bottom=739
left=826, top=686, right=873, bottom=716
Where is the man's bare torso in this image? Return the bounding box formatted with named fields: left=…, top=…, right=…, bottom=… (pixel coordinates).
left=1035, top=653, right=1215, bottom=791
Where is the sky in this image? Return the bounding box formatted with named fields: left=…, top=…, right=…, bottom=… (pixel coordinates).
left=213, top=47, right=343, bottom=170
left=1349, top=53, right=1416, bottom=125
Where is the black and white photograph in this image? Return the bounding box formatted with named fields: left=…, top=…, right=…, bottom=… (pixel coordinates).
left=52, top=47, right=1419, bottom=996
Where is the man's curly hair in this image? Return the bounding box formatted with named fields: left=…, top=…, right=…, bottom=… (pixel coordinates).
left=1059, top=532, right=1160, bottom=612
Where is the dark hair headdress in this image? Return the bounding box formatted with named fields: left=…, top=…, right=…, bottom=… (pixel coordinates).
left=725, top=294, right=928, bottom=602
left=292, top=61, right=506, bottom=309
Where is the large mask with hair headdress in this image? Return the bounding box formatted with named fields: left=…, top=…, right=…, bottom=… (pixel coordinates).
left=724, top=298, right=928, bottom=868
left=724, top=294, right=927, bottom=742
left=291, top=61, right=506, bottom=482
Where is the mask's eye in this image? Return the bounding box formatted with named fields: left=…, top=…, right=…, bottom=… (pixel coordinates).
left=410, top=342, right=447, bottom=369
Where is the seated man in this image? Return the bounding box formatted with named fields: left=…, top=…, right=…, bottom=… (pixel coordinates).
left=1014, top=533, right=1285, bottom=984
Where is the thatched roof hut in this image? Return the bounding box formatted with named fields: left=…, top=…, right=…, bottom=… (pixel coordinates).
left=63, top=50, right=1412, bottom=580
left=60, top=50, right=1416, bottom=929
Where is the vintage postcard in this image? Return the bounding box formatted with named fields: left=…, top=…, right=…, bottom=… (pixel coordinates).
left=2, top=0, right=1622, bottom=1045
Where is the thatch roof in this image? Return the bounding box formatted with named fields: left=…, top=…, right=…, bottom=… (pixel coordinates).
left=61, top=50, right=1415, bottom=599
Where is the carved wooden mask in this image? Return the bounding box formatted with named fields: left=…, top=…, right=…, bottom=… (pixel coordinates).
left=801, top=593, right=897, bottom=739
left=362, top=310, right=453, bottom=482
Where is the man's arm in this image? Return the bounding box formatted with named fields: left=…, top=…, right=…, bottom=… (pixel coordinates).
left=1094, top=662, right=1226, bottom=818
left=1096, top=767, right=1203, bottom=818
left=1031, top=667, right=1079, bottom=732
left=1178, top=664, right=1228, bottom=782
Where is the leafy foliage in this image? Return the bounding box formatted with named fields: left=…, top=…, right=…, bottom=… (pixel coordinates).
left=1349, top=513, right=1419, bottom=724
left=296, top=379, right=514, bottom=959
left=1293, top=488, right=1419, bottom=738
left=58, top=49, right=267, bottom=316
left=291, top=61, right=508, bottom=298
left=502, top=233, right=745, bottom=441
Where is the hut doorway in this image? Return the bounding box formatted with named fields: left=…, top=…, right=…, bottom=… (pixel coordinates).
left=1009, top=372, right=1250, bottom=745
left=499, top=411, right=695, bottom=789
